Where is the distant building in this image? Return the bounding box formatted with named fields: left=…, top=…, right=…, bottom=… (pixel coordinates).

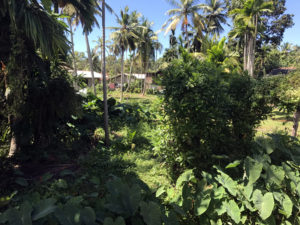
left=108, top=73, right=162, bottom=91
left=269, top=67, right=296, bottom=76
left=71, top=70, right=108, bottom=87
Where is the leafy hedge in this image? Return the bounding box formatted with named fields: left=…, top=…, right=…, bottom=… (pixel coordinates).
left=161, top=50, right=272, bottom=171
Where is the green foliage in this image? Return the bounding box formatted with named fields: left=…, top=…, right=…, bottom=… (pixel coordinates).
left=161, top=50, right=272, bottom=171
left=157, top=135, right=300, bottom=224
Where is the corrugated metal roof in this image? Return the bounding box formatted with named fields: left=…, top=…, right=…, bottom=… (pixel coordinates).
left=71, top=70, right=103, bottom=79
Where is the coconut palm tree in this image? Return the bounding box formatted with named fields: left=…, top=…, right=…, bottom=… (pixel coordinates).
left=136, top=19, right=160, bottom=94
left=229, top=0, right=273, bottom=77
left=200, top=0, right=227, bottom=35
left=110, top=6, right=141, bottom=101
left=0, top=0, right=70, bottom=156
left=101, top=0, right=109, bottom=146
left=162, top=0, right=203, bottom=46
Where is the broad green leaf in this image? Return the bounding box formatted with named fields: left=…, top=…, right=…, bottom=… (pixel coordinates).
left=156, top=186, right=165, bottom=198
left=194, top=194, right=211, bottom=216
left=210, top=219, right=222, bottom=225
left=265, top=165, right=285, bottom=186
left=243, top=183, right=253, bottom=200
left=244, top=157, right=263, bottom=185
left=6, top=208, right=22, bottom=225
left=215, top=169, right=238, bottom=196
left=15, top=177, right=28, bottom=187
left=224, top=200, right=240, bottom=224
left=225, top=160, right=241, bottom=169
left=297, top=183, right=300, bottom=197
left=32, top=198, right=56, bottom=221
left=163, top=210, right=180, bottom=225
left=140, top=201, right=161, bottom=225
left=176, top=169, right=195, bottom=188
left=273, top=192, right=293, bottom=218
left=103, top=217, right=126, bottom=225
left=20, top=202, right=33, bottom=225
left=80, top=207, right=97, bottom=225
left=252, top=190, right=274, bottom=220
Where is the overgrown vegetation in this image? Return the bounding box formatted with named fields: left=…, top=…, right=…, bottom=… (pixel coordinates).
left=1, top=0, right=300, bottom=225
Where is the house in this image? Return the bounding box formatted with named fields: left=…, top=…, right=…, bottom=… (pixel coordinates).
left=70, top=70, right=108, bottom=87
left=269, top=67, right=296, bottom=76
left=108, top=72, right=162, bottom=91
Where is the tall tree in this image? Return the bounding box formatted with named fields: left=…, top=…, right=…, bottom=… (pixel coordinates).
left=136, top=19, right=160, bottom=94
left=229, top=0, right=273, bottom=77
left=101, top=0, right=109, bottom=146
left=0, top=0, right=69, bottom=156
left=200, top=0, right=227, bottom=35
left=85, top=32, right=97, bottom=94
left=162, top=0, right=203, bottom=47
left=110, top=6, right=140, bottom=101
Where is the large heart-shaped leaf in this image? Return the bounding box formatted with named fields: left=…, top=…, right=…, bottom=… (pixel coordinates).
left=244, top=157, right=263, bottom=185
left=32, top=198, right=56, bottom=221
left=252, top=190, right=274, bottom=220
left=140, top=201, right=161, bottom=225
left=273, top=192, right=293, bottom=218
left=194, top=194, right=211, bottom=216
left=224, top=200, right=240, bottom=224
left=265, top=165, right=285, bottom=186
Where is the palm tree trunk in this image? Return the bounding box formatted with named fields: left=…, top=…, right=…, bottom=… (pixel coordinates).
left=68, top=18, right=78, bottom=89
left=185, top=22, right=189, bottom=48
left=247, top=34, right=255, bottom=77
left=85, top=31, right=96, bottom=95
left=120, top=49, right=124, bottom=102
left=102, top=0, right=109, bottom=146
left=53, top=0, right=59, bottom=13
left=126, top=53, right=134, bottom=92
left=292, top=107, right=300, bottom=137
left=243, top=33, right=248, bottom=71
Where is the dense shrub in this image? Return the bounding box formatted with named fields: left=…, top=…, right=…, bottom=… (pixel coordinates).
left=156, top=134, right=300, bottom=225
left=161, top=51, right=272, bottom=171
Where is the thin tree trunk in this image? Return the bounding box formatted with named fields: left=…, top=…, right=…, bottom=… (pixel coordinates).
left=185, top=22, right=189, bottom=48
left=248, top=35, right=255, bottom=77
left=243, top=33, right=248, bottom=71
left=8, top=133, right=17, bottom=157
left=102, top=0, right=109, bottom=146
left=85, top=32, right=96, bottom=95
left=120, top=49, right=124, bottom=102
left=292, top=108, right=300, bottom=137
left=53, top=0, right=59, bottom=13
left=68, top=18, right=78, bottom=89
left=126, top=53, right=134, bottom=92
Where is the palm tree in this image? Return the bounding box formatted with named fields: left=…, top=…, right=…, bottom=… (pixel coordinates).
left=229, top=0, right=273, bottom=77
left=110, top=6, right=141, bottom=101
left=162, top=0, right=203, bottom=46
left=136, top=19, right=160, bottom=94
left=101, top=0, right=109, bottom=146
left=200, top=0, right=227, bottom=35
left=0, top=0, right=69, bottom=156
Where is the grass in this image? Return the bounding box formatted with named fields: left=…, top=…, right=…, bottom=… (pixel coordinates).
left=257, top=109, right=296, bottom=137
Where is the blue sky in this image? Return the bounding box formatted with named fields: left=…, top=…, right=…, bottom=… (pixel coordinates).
left=72, top=0, right=300, bottom=55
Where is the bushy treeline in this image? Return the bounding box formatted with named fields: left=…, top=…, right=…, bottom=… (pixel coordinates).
left=160, top=50, right=273, bottom=172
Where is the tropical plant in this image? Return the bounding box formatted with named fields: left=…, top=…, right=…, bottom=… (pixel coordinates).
left=110, top=6, right=141, bottom=101
left=200, top=0, right=227, bottom=35
left=157, top=134, right=300, bottom=224
left=136, top=19, right=160, bottom=94
left=101, top=0, right=110, bottom=146
left=0, top=0, right=70, bottom=156
left=162, top=0, right=203, bottom=47
left=229, top=0, right=273, bottom=77
left=161, top=50, right=272, bottom=172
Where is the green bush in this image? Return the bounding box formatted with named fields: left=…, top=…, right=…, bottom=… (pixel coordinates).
left=161, top=50, right=272, bottom=172
left=157, top=134, right=300, bottom=224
